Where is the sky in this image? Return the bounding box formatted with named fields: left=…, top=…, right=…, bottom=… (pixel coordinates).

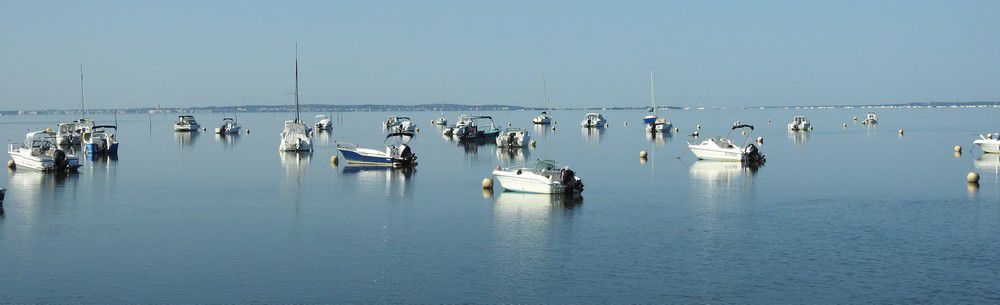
left=1, top=0, right=999, bottom=110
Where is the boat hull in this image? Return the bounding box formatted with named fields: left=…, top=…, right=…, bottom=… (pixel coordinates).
left=85, top=143, right=119, bottom=155
left=493, top=170, right=566, bottom=194
left=688, top=145, right=743, bottom=161
left=975, top=139, right=1000, bottom=154
left=9, top=151, right=80, bottom=171
left=174, top=124, right=201, bottom=132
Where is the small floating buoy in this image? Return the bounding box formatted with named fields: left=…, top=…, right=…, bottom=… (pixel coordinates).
left=416, top=128, right=420, bottom=132
left=954, top=146, right=962, bottom=153
left=674, top=127, right=679, bottom=133
left=202, top=127, right=207, bottom=131
left=696, top=124, right=701, bottom=129
left=530, top=140, right=536, bottom=147
left=551, top=127, right=556, bottom=131
left=482, top=178, right=494, bottom=189
left=898, top=129, right=904, bottom=135
left=330, top=155, right=339, bottom=165
left=967, top=172, right=980, bottom=183
left=741, top=130, right=747, bottom=136
left=507, top=122, right=512, bottom=127
left=7, top=160, right=14, bottom=169
left=853, top=116, right=858, bottom=121
left=843, top=123, right=847, bottom=128
left=756, top=137, right=764, bottom=144
left=246, top=129, right=251, bottom=134
left=624, top=122, right=628, bottom=126
left=640, top=150, right=648, bottom=159
left=604, top=123, right=609, bottom=128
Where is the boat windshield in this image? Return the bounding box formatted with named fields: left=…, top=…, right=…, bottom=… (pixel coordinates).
left=533, top=159, right=563, bottom=171
left=283, top=121, right=307, bottom=133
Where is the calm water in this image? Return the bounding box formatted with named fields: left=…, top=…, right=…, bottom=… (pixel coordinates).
left=1, top=108, right=998, bottom=304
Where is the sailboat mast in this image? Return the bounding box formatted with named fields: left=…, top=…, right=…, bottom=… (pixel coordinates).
left=542, top=73, right=550, bottom=112
left=80, top=65, right=87, bottom=118
left=294, top=43, right=300, bottom=123
left=649, top=68, right=656, bottom=115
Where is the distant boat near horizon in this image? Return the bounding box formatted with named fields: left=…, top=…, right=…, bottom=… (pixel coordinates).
left=278, top=44, right=313, bottom=152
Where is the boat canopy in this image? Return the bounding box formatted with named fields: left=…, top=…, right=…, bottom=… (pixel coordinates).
left=283, top=120, right=307, bottom=132
left=731, top=124, right=755, bottom=131
left=533, top=159, right=565, bottom=171
left=25, top=130, right=56, bottom=145
left=179, top=115, right=195, bottom=119
left=503, top=127, right=526, bottom=133
left=384, top=132, right=414, bottom=145
left=315, top=115, right=329, bottom=119
left=92, top=125, right=117, bottom=131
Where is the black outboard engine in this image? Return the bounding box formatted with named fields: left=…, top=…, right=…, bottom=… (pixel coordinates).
left=560, top=169, right=584, bottom=193
left=743, top=144, right=766, bottom=165
left=53, top=149, right=68, bottom=172
left=397, top=144, right=417, bottom=167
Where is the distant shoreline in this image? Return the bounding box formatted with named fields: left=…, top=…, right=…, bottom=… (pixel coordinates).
left=2, top=101, right=997, bottom=116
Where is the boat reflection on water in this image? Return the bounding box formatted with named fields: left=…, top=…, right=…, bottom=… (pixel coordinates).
left=340, top=165, right=415, bottom=198
left=688, top=161, right=759, bottom=204
left=5, top=170, right=79, bottom=220
left=581, top=126, right=605, bottom=144
left=975, top=154, right=999, bottom=185
left=492, top=191, right=582, bottom=276
left=174, top=131, right=199, bottom=149
left=279, top=151, right=311, bottom=174
left=312, top=129, right=333, bottom=146
left=645, top=131, right=670, bottom=146
left=495, top=147, right=530, bottom=164
left=494, top=192, right=583, bottom=212
left=788, top=130, right=810, bottom=146
left=213, top=133, right=240, bottom=149
left=532, top=124, right=554, bottom=139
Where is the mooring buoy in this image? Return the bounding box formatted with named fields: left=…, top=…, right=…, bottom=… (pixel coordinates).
left=482, top=178, right=494, bottom=189
left=6, top=160, right=14, bottom=169
left=756, top=137, right=764, bottom=144
left=898, top=129, right=904, bottom=135
left=640, top=150, right=648, bottom=159
left=330, top=155, right=339, bottom=165
left=954, top=146, right=962, bottom=153
left=967, top=172, right=980, bottom=183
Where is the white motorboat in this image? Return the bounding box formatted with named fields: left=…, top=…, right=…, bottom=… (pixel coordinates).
left=496, top=127, right=531, bottom=148
left=278, top=44, right=313, bottom=152
left=383, top=116, right=417, bottom=133
left=532, top=73, right=553, bottom=125
left=337, top=132, right=418, bottom=167
left=688, top=124, right=766, bottom=163
left=974, top=133, right=1000, bottom=153
left=174, top=115, right=201, bottom=132
left=787, top=115, right=812, bottom=131
left=644, top=68, right=672, bottom=133
left=82, top=125, right=119, bottom=155
left=445, top=115, right=500, bottom=141
left=861, top=112, right=878, bottom=125
left=215, top=117, right=242, bottom=135
left=8, top=131, right=81, bottom=172
left=492, top=160, right=584, bottom=194
left=580, top=113, right=607, bottom=128
left=431, top=114, right=448, bottom=126
left=314, top=115, right=333, bottom=131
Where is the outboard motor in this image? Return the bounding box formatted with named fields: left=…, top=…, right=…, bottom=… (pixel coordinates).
left=743, top=144, right=766, bottom=165
left=53, top=149, right=68, bottom=172
left=397, top=144, right=416, bottom=167
left=560, top=169, right=584, bottom=193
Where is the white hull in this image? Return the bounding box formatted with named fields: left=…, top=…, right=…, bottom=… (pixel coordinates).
left=532, top=116, right=551, bottom=124
left=975, top=138, right=1000, bottom=153
left=174, top=124, right=200, bottom=132
left=688, top=145, right=743, bottom=161
left=278, top=138, right=312, bottom=152
left=645, top=122, right=672, bottom=133
left=788, top=122, right=812, bottom=131
left=493, top=170, right=566, bottom=194
left=8, top=150, right=80, bottom=171
left=496, top=132, right=531, bottom=148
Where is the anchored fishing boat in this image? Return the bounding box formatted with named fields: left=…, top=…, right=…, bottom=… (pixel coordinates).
left=974, top=133, right=1000, bottom=153
left=492, top=160, right=584, bottom=194
left=215, top=118, right=242, bottom=135
left=688, top=124, right=766, bottom=164
left=383, top=116, right=417, bottom=133
left=788, top=115, right=812, bottom=131
left=861, top=112, right=878, bottom=125
left=445, top=115, right=500, bottom=141
left=580, top=113, right=607, bottom=128
left=82, top=125, right=119, bottom=155
left=337, top=132, right=418, bottom=167
left=314, top=115, right=333, bottom=131
left=8, top=131, right=81, bottom=172
left=644, top=68, right=672, bottom=133
left=496, top=127, right=531, bottom=148
left=278, top=44, right=313, bottom=152
left=174, top=115, right=201, bottom=132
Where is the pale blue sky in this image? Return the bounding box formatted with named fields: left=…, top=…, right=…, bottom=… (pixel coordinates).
left=1, top=0, right=998, bottom=109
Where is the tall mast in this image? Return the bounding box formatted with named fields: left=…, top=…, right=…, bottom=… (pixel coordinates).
left=80, top=64, right=87, bottom=118
left=649, top=68, right=656, bottom=115
left=294, top=43, right=300, bottom=123
left=542, top=73, right=550, bottom=112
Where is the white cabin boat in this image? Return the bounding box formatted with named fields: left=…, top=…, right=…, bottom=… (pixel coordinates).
left=580, top=113, right=607, bottom=128
left=532, top=74, right=553, bottom=125
left=974, top=133, right=1000, bottom=153
left=8, top=131, right=81, bottom=172
left=787, top=115, right=812, bottom=131
left=444, top=115, right=500, bottom=141
left=532, top=112, right=552, bottom=125
left=861, top=112, right=878, bottom=125
left=644, top=69, right=672, bottom=133
left=431, top=114, right=448, bottom=126
left=383, top=116, right=417, bottom=133
left=492, top=160, right=584, bottom=194
left=215, top=118, right=242, bottom=135
left=496, top=128, right=531, bottom=148
left=688, top=124, right=766, bottom=163
left=174, top=115, right=201, bottom=132
left=314, top=115, right=333, bottom=131
left=82, top=125, right=119, bottom=155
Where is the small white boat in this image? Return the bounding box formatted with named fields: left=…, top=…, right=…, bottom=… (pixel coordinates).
left=496, top=127, right=531, bottom=148
left=532, top=111, right=552, bottom=125
left=337, top=132, right=418, bottom=167
left=444, top=115, right=500, bottom=141
left=974, top=133, right=1000, bottom=153
left=492, top=160, right=584, bottom=194
left=787, top=115, right=812, bottom=131
left=688, top=124, right=766, bottom=163
left=279, top=120, right=312, bottom=152
left=8, top=131, right=81, bottom=172
left=383, top=116, right=417, bottom=133
left=174, top=115, right=201, bottom=132
left=532, top=74, right=553, bottom=125
left=278, top=44, right=313, bottom=152
left=215, top=118, right=242, bottom=135
left=314, top=115, right=333, bottom=131
left=431, top=114, right=448, bottom=126
left=580, top=113, right=607, bottom=128
left=82, top=125, right=119, bottom=155
left=644, top=69, right=672, bottom=133
left=861, top=112, right=878, bottom=125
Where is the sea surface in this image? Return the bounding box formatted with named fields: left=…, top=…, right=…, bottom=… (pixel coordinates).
left=0, top=108, right=998, bottom=304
